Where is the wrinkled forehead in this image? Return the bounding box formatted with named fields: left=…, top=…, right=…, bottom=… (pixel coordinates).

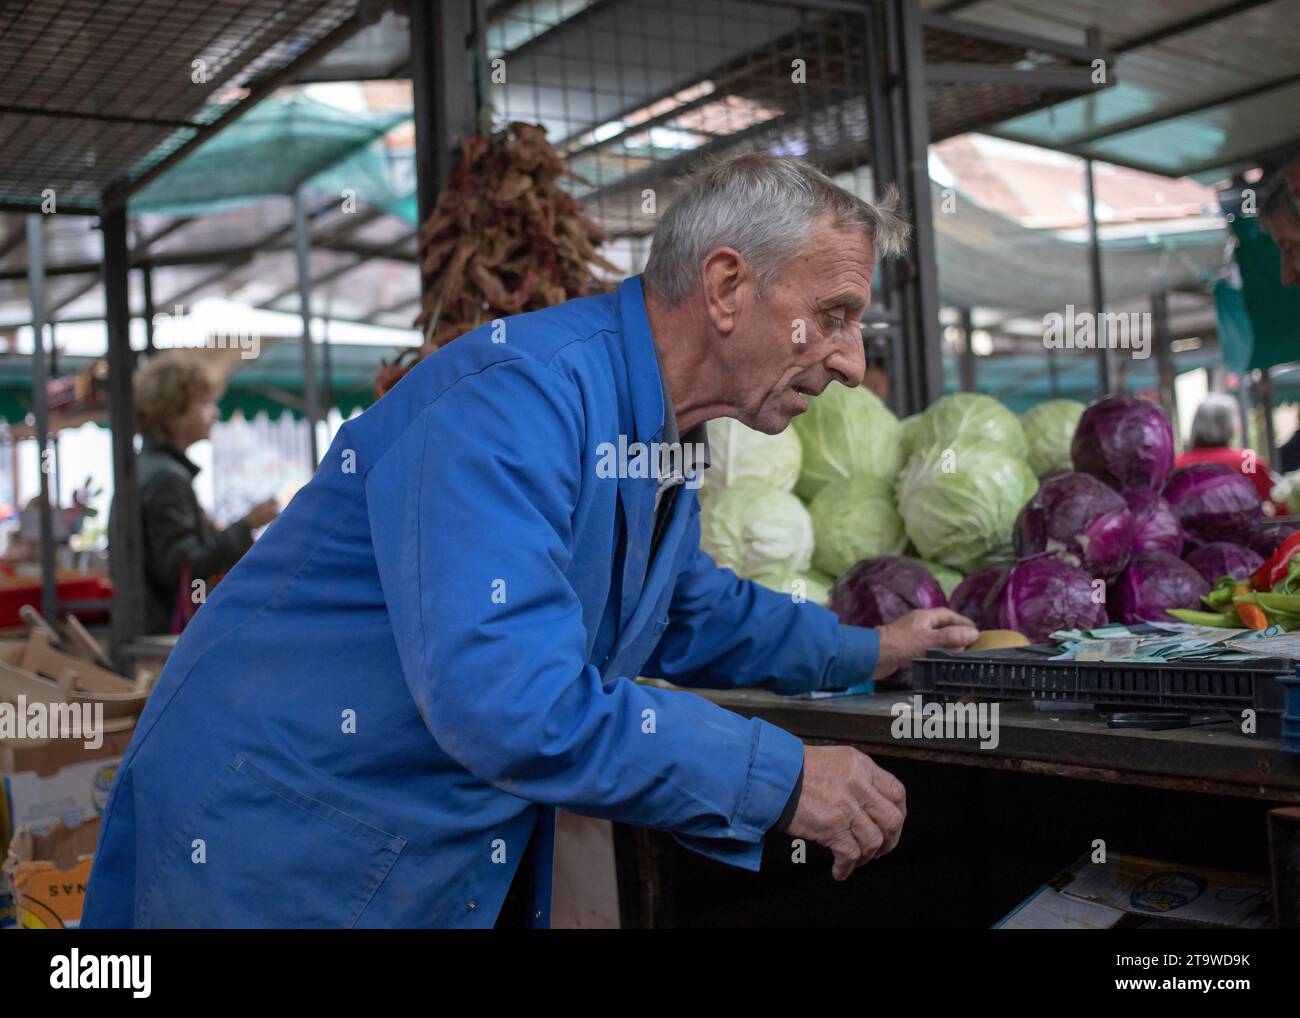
left=791, top=217, right=877, bottom=288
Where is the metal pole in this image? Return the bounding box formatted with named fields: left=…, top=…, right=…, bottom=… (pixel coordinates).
left=958, top=307, right=976, bottom=391
left=142, top=262, right=156, bottom=354
left=1257, top=367, right=1278, bottom=471
left=26, top=215, right=58, bottom=620
left=410, top=0, right=478, bottom=236
left=103, top=204, right=143, bottom=653
left=1150, top=289, right=1178, bottom=442
left=1046, top=345, right=1060, bottom=397
left=894, top=0, right=945, bottom=413
left=1084, top=158, right=1111, bottom=396
left=293, top=189, right=321, bottom=470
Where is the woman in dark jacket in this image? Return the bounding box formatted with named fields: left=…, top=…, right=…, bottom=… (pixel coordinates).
left=129, top=352, right=279, bottom=633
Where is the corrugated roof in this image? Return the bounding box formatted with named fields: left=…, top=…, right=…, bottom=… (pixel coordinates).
left=939, top=0, right=1300, bottom=180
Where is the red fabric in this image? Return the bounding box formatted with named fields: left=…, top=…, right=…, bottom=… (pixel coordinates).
left=1175, top=446, right=1287, bottom=512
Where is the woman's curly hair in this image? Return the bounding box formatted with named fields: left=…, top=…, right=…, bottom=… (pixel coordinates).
left=133, top=351, right=221, bottom=444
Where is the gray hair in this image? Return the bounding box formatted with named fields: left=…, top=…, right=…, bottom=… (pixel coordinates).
left=1190, top=394, right=1240, bottom=449
left=1260, top=158, right=1300, bottom=231
left=642, top=153, right=911, bottom=305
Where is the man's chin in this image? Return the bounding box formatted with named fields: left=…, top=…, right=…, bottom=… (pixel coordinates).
left=748, top=408, right=799, bottom=435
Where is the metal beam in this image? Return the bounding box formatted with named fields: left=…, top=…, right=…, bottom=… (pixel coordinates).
left=159, top=259, right=253, bottom=309
left=920, top=11, right=1113, bottom=67
left=1257, top=368, right=1278, bottom=472
left=1084, top=159, right=1111, bottom=396
left=293, top=190, right=322, bottom=470
left=1113, top=0, right=1279, bottom=53
left=103, top=205, right=144, bottom=654
left=26, top=215, right=58, bottom=621
left=0, top=103, right=198, bottom=130
left=1151, top=289, right=1177, bottom=436
left=142, top=262, right=156, bottom=354
left=958, top=307, right=976, bottom=391
left=924, top=65, right=1109, bottom=89
left=895, top=0, right=945, bottom=413
left=361, top=294, right=421, bottom=324
left=1006, top=72, right=1300, bottom=149
left=101, top=13, right=370, bottom=214
left=410, top=0, right=480, bottom=233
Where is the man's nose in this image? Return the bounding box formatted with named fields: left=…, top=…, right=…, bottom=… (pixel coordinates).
left=824, top=333, right=866, bottom=388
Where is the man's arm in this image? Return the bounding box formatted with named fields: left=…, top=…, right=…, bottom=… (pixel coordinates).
left=641, top=509, right=878, bottom=695
left=363, top=356, right=802, bottom=870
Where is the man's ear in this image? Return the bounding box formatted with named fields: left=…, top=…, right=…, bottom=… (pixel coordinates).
left=700, top=247, right=746, bottom=336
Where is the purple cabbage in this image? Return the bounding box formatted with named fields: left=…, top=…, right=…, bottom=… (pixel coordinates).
left=1111, top=550, right=1212, bottom=625
left=1184, top=541, right=1264, bottom=585
left=829, top=556, right=947, bottom=629
left=1124, top=489, right=1184, bottom=557
left=1162, top=463, right=1262, bottom=545
left=950, top=566, right=1005, bottom=627
left=985, top=555, right=1107, bottom=643
left=1071, top=396, right=1175, bottom=493
left=1249, top=525, right=1298, bottom=559
left=1013, top=472, right=1134, bottom=579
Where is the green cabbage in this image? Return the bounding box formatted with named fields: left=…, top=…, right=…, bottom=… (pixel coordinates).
left=793, top=384, right=902, bottom=501
left=700, top=484, right=814, bottom=577
left=808, top=476, right=907, bottom=577
left=900, top=413, right=927, bottom=460
left=896, top=439, right=1038, bottom=569
left=908, top=393, right=1027, bottom=461
left=752, top=568, right=833, bottom=606
left=911, top=558, right=964, bottom=598
left=1020, top=399, right=1086, bottom=477
left=704, top=417, right=802, bottom=493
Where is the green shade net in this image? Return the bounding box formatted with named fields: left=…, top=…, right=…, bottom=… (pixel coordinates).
left=130, top=94, right=412, bottom=217
left=1220, top=195, right=1300, bottom=372
left=1214, top=279, right=1256, bottom=375
left=0, top=342, right=380, bottom=427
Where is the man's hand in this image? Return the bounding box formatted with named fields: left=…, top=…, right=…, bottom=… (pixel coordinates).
left=873, top=608, right=977, bottom=679
left=786, top=746, right=906, bottom=880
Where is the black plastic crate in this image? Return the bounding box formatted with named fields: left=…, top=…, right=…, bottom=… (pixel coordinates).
left=912, top=648, right=1294, bottom=739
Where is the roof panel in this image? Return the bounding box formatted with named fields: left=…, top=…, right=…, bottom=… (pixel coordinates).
left=971, top=0, right=1300, bottom=177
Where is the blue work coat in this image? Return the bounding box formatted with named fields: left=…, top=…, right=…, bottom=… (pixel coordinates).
left=82, top=276, right=878, bottom=928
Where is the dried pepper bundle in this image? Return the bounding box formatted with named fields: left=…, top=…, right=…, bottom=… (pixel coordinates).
left=375, top=122, right=617, bottom=397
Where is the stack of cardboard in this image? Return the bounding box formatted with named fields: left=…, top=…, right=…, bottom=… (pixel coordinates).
left=0, top=613, right=148, bottom=927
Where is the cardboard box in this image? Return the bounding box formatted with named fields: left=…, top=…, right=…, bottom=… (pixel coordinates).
left=0, top=727, right=132, bottom=864
left=4, top=816, right=99, bottom=928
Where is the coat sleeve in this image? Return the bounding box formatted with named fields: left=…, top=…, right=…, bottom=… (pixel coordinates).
left=363, top=357, right=804, bottom=870
left=141, top=473, right=254, bottom=593
left=641, top=510, right=879, bottom=695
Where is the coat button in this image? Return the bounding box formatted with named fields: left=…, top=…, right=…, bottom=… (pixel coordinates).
left=534, top=911, right=542, bottom=920
left=468, top=900, right=478, bottom=911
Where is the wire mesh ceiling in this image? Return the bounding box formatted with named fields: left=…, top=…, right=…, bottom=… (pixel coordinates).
left=0, top=0, right=360, bottom=212
left=487, top=0, right=1104, bottom=244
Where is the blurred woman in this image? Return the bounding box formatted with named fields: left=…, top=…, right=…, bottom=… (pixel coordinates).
left=126, top=352, right=279, bottom=633
left=1176, top=394, right=1288, bottom=512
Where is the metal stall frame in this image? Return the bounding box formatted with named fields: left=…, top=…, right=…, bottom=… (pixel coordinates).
left=2, top=3, right=370, bottom=663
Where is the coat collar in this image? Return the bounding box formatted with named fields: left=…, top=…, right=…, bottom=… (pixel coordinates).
left=141, top=435, right=201, bottom=478
left=617, top=275, right=667, bottom=445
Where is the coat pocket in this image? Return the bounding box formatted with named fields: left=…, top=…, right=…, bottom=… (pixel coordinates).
left=138, top=755, right=406, bottom=928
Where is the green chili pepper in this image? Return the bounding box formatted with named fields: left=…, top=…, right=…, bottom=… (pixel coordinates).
left=1167, top=609, right=1239, bottom=627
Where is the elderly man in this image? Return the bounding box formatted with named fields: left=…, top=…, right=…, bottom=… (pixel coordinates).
left=1260, top=155, right=1300, bottom=288
left=83, top=154, right=977, bottom=929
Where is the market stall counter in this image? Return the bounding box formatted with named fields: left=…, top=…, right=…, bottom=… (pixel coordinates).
left=614, top=684, right=1300, bottom=929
